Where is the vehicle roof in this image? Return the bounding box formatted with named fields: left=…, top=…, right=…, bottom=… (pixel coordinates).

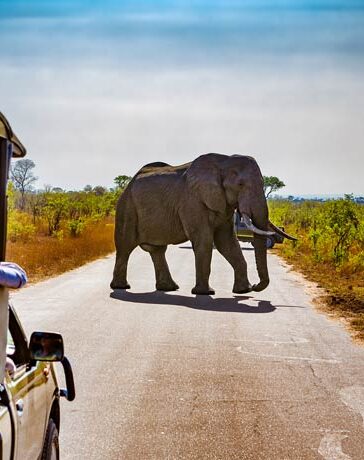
left=0, top=112, right=27, bottom=158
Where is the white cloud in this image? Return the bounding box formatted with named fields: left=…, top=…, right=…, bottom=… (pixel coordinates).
left=1, top=3, right=363, bottom=194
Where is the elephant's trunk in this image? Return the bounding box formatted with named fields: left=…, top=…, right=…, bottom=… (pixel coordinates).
left=252, top=237, right=269, bottom=291
left=239, top=191, right=270, bottom=292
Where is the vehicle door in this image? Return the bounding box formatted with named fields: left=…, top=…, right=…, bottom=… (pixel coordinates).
left=6, top=308, right=49, bottom=460
left=0, top=402, right=12, bottom=460
left=0, top=286, right=11, bottom=460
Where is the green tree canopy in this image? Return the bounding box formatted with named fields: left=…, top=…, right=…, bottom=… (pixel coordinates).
left=114, top=175, right=132, bottom=189
left=93, top=185, right=107, bottom=196
left=263, top=176, right=285, bottom=198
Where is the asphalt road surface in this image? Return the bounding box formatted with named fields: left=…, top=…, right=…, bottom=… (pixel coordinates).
left=12, top=244, right=364, bottom=460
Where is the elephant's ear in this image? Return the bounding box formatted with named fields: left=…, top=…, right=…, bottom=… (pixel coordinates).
left=186, top=153, right=226, bottom=213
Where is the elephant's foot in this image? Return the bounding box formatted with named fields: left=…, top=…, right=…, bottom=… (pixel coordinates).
left=156, top=280, right=179, bottom=292
left=252, top=279, right=269, bottom=292
left=110, top=280, right=131, bottom=290
left=192, top=285, right=215, bottom=295
left=233, top=282, right=252, bottom=294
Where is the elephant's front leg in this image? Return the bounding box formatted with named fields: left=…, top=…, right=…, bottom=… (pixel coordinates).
left=214, top=224, right=252, bottom=293
left=191, top=236, right=215, bottom=295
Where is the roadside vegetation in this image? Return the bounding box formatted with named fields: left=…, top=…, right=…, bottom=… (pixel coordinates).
left=269, top=196, right=364, bottom=340
left=6, top=160, right=364, bottom=340
left=7, top=158, right=131, bottom=282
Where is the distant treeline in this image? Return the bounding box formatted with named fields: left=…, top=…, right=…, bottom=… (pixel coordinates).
left=6, top=158, right=133, bottom=280
left=8, top=158, right=131, bottom=241
left=8, top=184, right=120, bottom=241
left=270, top=195, right=364, bottom=204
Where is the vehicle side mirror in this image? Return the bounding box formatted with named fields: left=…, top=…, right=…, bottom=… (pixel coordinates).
left=29, top=331, right=64, bottom=362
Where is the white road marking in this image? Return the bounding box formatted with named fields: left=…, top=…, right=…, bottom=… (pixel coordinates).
left=230, top=337, right=309, bottom=345
left=318, top=432, right=352, bottom=460
left=236, top=347, right=340, bottom=363
left=340, top=386, right=364, bottom=427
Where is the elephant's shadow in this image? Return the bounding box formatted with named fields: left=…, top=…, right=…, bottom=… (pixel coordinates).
left=110, top=290, right=276, bottom=314
left=178, top=244, right=255, bottom=252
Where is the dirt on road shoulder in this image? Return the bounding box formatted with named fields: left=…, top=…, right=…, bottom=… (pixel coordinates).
left=273, top=249, right=364, bottom=343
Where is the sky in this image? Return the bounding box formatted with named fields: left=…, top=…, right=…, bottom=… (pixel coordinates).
left=0, top=0, right=363, bottom=195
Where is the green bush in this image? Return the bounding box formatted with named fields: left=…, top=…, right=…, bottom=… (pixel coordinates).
left=68, top=219, right=85, bottom=237
left=8, top=186, right=120, bottom=242
left=269, top=197, right=364, bottom=269
left=8, top=210, right=36, bottom=242
left=323, top=196, right=359, bottom=264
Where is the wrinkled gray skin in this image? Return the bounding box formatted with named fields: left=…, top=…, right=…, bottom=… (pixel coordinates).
left=111, top=153, right=271, bottom=295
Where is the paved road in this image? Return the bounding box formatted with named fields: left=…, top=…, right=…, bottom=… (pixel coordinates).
left=12, top=244, right=364, bottom=459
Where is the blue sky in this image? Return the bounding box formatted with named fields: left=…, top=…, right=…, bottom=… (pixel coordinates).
left=1, top=0, right=363, bottom=194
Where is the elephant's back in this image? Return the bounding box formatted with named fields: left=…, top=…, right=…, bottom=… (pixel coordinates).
left=135, top=161, right=191, bottom=179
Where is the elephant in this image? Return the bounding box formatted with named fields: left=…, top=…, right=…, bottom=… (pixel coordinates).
left=110, top=153, right=295, bottom=295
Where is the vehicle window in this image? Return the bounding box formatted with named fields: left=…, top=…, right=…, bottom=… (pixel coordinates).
left=7, top=307, right=30, bottom=367
left=6, top=327, right=23, bottom=369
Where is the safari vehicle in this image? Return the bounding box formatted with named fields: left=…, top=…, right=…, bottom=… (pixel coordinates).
left=234, top=211, right=284, bottom=249
left=0, top=112, right=75, bottom=459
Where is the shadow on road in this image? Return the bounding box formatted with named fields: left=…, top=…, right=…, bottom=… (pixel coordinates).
left=110, top=290, right=276, bottom=313
left=178, top=245, right=255, bottom=251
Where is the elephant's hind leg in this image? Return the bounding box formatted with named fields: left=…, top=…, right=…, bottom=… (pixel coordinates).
left=111, top=192, right=138, bottom=290
left=142, top=245, right=179, bottom=291
left=110, top=244, right=136, bottom=290
left=190, top=237, right=215, bottom=295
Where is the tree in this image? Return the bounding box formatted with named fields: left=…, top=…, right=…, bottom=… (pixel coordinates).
left=43, top=193, right=69, bottom=236
left=93, top=185, right=107, bottom=196
left=10, top=159, right=38, bottom=209
left=83, top=184, right=93, bottom=193
left=114, top=175, right=132, bottom=189
left=27, top=192, right=45, bottom=224
left=263, top=176, right=285, bottom=198
left=324, top=195, right=359, bottom=264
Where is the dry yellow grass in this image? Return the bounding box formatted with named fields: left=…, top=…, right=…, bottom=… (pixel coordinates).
left=7, top=219, right=115, bottom=283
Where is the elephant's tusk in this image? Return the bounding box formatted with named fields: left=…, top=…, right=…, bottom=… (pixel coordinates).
left=268, top=221, right=297, bottom=241
left=240, top=213, right=275, bottom=237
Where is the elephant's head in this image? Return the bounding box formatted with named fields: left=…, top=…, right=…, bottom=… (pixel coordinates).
left=186, top=153, right=296, bottom=292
